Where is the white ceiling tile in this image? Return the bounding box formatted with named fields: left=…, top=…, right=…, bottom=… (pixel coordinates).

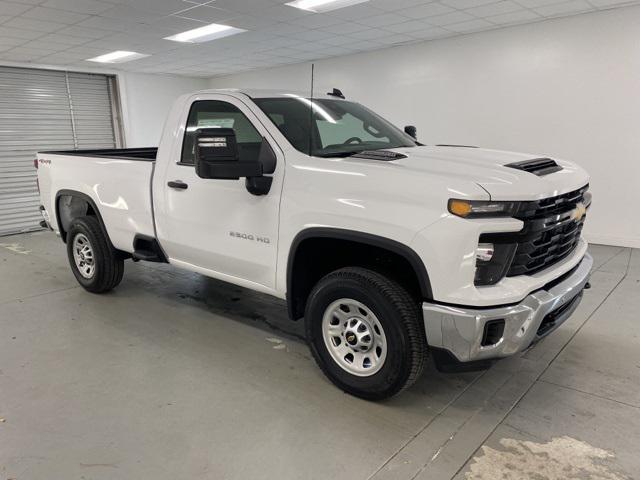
left=323, top=3, right=386, bottom=20
left=119, top=0, right=188, bottom=15
left=441, top=0, right=498, bottom=8
left=320, top=34, right=361, bottom=46
left=370, top=0, right=438, bottom=10
left=375, top=32, right=415, bottom=45
left=288, top=29, right=336, bottom=42
left=0, top=35, right=25, bottom=47
left=174, top=5, right=236, bottom=23
left=3, top=0, right=44, bottom=4
left=514, top=0, right=565, bottom=6
left=99, top=5, right=163, bottom=22
left=383, top=19, right=431, bottom=33
left=590, top=0, right=638, bottom=6
left=40, top=0, right=116, bottom=15
left=60, top=24, right=113, bottom=38
left=319, top=21, right=370, bottom=34
left=444, top=18, right=493, bottom=32
left=354, top=12, right=409, bottom=27
left=534, top=0, right=592, bottom=16
left=349, top=39, right=385, bottom=51
left=465, top=1, right=522, bottom=17
left=292, top=13, right=344, bottom=28
left=3, top=16, right=66, bottom=32
left=0, top=25, right=44, bottom=38
left=485, top=9, right=542, bottom=24
left=138, top=14, right=204, bottom=35
left=348, top=27, right=396, bottom=39
left=257, top=22, right=308, bottom=35
left=408, top=25, right=450, bottom=38
left=0, top=0, right=33, bottom=15
left=22, top=6, right=90, bottom=24
left=398, top=3, right=454, bottom=19
left=75, top=14, right=138, bottom=31
left=254, top=4, right=311, bottom=21
left=426, top=10, right=476, bottom=26
left=40, top=31, right=98, bottom=44
left=213, top=15, right=268, bottom=30
left=10, top=43, right=65, bottom=54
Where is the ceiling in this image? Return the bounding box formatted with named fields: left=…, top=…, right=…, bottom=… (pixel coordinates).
left=0, top=0, right=638, bottom=77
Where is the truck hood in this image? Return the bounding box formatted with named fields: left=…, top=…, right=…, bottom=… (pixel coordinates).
left=387, top=145, right=589, bottom=200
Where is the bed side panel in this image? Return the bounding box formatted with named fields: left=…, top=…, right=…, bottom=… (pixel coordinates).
left=39, top=153, right=154, bottom=252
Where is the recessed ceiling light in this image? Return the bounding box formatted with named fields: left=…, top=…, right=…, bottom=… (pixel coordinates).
left=87, top=51, right=149, bottom=63
left=164, top=23, right=246, bottom=43
left=285, top=0, right=370, bottom=13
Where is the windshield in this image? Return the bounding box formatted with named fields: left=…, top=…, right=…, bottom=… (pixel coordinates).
left=253, top=97, right=417, bottom=157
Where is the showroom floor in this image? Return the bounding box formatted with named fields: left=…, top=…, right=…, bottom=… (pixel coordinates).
left=0, top=232, right=638, bottom=480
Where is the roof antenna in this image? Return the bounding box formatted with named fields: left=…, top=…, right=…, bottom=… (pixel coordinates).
left=308, top=63, right=314, bottom=157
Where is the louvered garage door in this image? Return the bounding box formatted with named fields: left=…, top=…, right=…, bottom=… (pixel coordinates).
left=0, top=66, right=120, bottom=236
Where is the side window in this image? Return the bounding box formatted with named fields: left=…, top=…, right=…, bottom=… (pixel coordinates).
left=181, top=100, right=263, bottom=165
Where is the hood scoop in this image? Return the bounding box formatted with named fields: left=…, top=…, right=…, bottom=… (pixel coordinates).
left=351, top=150, right=407, bottom=161
left=505, top=157, right=563, bottom=176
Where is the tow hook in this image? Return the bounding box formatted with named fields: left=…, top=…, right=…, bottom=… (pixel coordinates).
left=584, top=282, right=591, bottom=289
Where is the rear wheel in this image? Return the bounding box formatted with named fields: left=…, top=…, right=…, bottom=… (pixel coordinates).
left=66, top=215, right=124, bottom=293
left=305, top=267, right=427, bottom=400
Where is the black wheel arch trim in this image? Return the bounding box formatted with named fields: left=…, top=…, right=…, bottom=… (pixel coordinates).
left=55, top=189, right=110, bottom=244
left=286, top=227, right=433, bottom=320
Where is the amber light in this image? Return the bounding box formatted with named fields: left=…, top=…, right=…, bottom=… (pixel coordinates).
left=448, top=199, right=473, bottom=217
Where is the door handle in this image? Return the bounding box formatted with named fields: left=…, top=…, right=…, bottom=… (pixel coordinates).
left=167, top=180, right=188, bottom=190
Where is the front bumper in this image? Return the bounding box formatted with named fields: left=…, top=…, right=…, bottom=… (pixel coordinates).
left=422, top=252, right=592, bottom=364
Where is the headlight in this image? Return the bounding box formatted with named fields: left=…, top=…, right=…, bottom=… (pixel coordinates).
left=448, top=199, right=520, bottom=218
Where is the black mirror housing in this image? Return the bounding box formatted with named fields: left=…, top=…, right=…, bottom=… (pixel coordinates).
left=404, top=125, right=417, bottom=139
left=195, top=128, right=262, bottom=180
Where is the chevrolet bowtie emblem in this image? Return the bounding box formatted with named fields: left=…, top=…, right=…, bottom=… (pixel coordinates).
left=571, top=202, right=587, bottom=222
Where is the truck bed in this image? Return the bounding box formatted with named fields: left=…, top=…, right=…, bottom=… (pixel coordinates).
left=37, top=149, right=156, bottom=253
left=40, top=147, right=158, bottom=161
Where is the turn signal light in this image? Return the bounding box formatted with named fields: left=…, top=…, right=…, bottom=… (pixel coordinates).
left=448, top=199, right=520, bottom=219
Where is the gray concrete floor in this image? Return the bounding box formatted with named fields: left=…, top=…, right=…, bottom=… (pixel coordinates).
left=0, top=232, right=638, bottom=480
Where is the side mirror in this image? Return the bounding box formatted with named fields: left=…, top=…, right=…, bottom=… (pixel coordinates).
left=246, top=138, right=276, bottom=196
left=195, top=128, right=262, bottom=180
left=404, top=125, right=417, bottom=140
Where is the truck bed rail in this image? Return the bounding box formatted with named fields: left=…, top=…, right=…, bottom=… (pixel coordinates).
left=39, top=147, right=158, bottom=161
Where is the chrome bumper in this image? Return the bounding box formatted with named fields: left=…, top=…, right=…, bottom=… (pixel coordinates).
left=422, top=253, right=593, bottom=363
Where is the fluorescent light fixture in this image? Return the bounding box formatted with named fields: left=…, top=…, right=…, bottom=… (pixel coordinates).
left=164, top=23, right=246, bottom=43
left=87, top=51, right=149, bottom=63
left=285, top=0, right=370, bottom=13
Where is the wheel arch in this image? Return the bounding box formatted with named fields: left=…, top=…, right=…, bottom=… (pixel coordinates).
left=286, top=228, right=432, bottom=320
left=55, top=189, right=110, bottom=244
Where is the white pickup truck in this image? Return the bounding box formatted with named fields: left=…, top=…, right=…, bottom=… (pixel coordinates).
left=36, top=88, right=592, bottom=399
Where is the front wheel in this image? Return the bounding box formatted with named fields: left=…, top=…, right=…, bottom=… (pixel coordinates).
left=305, top=267, right=427, bottom=400
left=66, top=215, right=124, bottom=293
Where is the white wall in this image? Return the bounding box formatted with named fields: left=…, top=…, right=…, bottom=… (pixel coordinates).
left=209, top=6, right=640, bottom=249
left=118, top=72, right=208, bottom=147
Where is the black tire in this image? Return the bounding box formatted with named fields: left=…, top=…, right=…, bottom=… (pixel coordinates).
left=66, top=215, right=124, bottom=293
left=305, top=267, right=427, bottom=400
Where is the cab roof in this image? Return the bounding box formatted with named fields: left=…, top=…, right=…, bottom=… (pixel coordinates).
left=194, top=88, right=347, bottom=100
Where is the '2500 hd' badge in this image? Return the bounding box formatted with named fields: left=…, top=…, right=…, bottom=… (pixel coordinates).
left=229, top=231, right=270, bottom=244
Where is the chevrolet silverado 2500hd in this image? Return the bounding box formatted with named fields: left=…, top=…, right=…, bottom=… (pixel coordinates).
left=36, top=88, right=592, bottom=399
